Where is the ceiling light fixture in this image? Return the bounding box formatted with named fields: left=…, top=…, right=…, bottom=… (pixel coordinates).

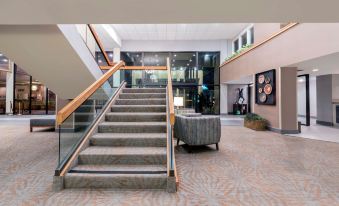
left=0, top=54, right=3, bottom=57
left=2, top=59, right=8, bottom=62
left=312, top=69, right=319, bottom=72
left=193, top=54, right=196, bottom=57
left=189, top=59, right=192, bottom=62
left=174, top=54, right=177, bottom=57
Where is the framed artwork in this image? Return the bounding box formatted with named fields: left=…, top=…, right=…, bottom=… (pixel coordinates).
left=255, top=69, right=276, bottom=105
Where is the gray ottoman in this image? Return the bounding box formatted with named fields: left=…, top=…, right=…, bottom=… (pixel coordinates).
left=30, top=118, right=56, bottom=132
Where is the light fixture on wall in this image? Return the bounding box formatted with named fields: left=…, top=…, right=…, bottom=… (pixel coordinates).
left=31, top=85, right=38, bottom=91
left=174, top=97, right=184, bottom=109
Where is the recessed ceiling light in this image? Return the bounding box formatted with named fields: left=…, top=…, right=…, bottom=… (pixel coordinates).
left=193, top=54, right=196, bottom=57
left=174, top=54, right=177, bottom=57
left=109, top=53, right=113, bottom=57
left=172, top=60, right=175, bottom=62
left=312, top=69, right=319, bottom=72
left=0, top=54, right=3, bottom=56
left=98, top=59, right=102, bottom=63
left=2, top=59, right=8, bottom=62
left=298, top=79, right=305, bottom=83
left=189, top=59, right=192, bottom=62
left=187, top=64, right=189, bottom=66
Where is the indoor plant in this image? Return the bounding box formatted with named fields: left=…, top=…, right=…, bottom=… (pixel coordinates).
left=244, top=113, right=268, bottom=131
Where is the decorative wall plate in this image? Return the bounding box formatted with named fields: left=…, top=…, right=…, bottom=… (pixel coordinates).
left=265, top=76, right=271, bottom=84
left=264, top=84, right=272, bottom=95
left=259, top=93, right=267, bottom=102
left=258, top=75, right=265, bottom=84
left=258, top=88, right=263, bottom=93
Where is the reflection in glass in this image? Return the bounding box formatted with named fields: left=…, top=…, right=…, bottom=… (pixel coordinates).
left=143, top=52, right=169, bottom=66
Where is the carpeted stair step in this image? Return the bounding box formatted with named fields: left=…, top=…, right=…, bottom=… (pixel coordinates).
left=98, top=122, right=166, bottom=133
left=122, top=88, right=166, bottom=93
left=115, top=98, right=166, bottom=105
left=111, top=105, right=166, bottom=113
left=64, top=173, right=167, bottom=189
left=119, top=93, right=166, bottom=99
left=91, top=133, right=167, bottom=147
left=70, top=164, right=167, bottom=174
left=78, top=146, right=166, bottom=165
left=105, top=112, right=166, bottom=122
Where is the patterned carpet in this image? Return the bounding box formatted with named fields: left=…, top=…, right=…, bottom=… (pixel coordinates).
left=0, top=120, right=338, bottom=205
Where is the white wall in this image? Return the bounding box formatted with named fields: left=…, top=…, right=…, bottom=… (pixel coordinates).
left=121, top=40, right=229, bottom=63
left=227, top=84, right=248, bottom=113
left=332, top=74, right=339, bottom=100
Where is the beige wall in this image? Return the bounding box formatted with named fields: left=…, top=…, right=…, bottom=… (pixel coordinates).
left=221, top=23, right=339, bottom=132
left=253, top=23, right=280, bottom=44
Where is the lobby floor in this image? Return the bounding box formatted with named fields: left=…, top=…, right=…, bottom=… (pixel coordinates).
left=0, top=120, right=338, bottom=205
left=289, top=118, right=339, bottom=143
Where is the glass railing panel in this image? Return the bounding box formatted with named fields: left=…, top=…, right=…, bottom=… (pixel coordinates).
left=124, top=70, right=168, bottom=88
left=58, top=80, right=118, bottom=167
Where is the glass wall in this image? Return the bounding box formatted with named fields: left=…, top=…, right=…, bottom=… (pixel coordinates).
left=120, top=51, right=220, bottom=114
left=0, top=53, right=9, bottom=114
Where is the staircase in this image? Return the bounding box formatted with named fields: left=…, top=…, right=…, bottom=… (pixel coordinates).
left=64, top=87, right=170, bottom=190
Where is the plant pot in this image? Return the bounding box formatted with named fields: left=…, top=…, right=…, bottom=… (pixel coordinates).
left=244, top=119, right=267, bottom=131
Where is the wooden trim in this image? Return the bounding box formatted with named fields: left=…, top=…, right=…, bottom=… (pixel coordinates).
left=220, top=23, right=299, bottom=67
left=167, top=58, right=175, bottom=125
left=56, top=61, right=124, bottom=125
left=87, top=24, right=113, bottom=66
left=59, top=82, right=126, bottom=176
left=100, top=65, right=167, bottom=70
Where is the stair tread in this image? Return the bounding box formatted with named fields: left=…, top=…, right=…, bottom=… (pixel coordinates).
left=92, top=133, right=167, bottom=138
left=106, top=112, right=166, bottom=116
left=112, top=105, right=166, bottom=107
left=71, top=164, right=166, bottom=172
left=99, top=122, right=166, bottom=126
left=80, top=146, right=166, bottom=156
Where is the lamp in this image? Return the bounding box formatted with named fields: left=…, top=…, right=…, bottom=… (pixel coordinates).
left=174, top=97, right=184, bottom=109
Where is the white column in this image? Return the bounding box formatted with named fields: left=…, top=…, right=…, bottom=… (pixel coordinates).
left=113, top=47, right=121, bottom=87
left=5, top=61, right=14, bottom=114
left=220, top=83, right=228, bottom=115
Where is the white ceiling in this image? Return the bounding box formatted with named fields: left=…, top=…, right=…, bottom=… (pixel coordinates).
left=111, top=24, right=249, bottom=40
left=290, top=52, right=339, bottom=76
left=1, top=0, right=339, bottom=24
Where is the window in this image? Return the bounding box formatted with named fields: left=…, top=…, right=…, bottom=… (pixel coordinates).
left=233, top=39, right=239, bottom=53
left=241, top=33, right=247, bottom=48
left=250, top=27, right=254, bottom=44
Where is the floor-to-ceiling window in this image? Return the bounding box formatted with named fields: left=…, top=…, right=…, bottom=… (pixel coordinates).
left=0, top=53, right=8, bottom=114
left=120, top=51, right=220, bottom=114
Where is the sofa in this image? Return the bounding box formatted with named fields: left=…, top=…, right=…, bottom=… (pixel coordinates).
left=174, top=113, right=221, bottom=151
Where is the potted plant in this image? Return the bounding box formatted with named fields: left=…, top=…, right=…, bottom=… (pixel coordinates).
left=244, top=113, right=268, bottom=131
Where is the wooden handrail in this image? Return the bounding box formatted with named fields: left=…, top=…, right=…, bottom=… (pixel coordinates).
left=56, top=61, right=125, bottom=125
left=220, top=23, right=299, bottom=67
left=166, top=58, right=175, bottom=125
left=100, top=65, right=167, bottom=70
left=87, top=24, right=114, bottom=66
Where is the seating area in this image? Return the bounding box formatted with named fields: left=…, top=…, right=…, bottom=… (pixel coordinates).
left=174, top=112, right=221, bottom=151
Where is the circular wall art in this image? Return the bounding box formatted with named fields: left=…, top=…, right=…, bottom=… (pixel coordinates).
left=259, top=93, right=267, bottom=103
left=265, top=76, right=271, bottom=84
left=258, top=88, right=263, bottom=93
left=264, top=84, right=273, bottom=95
left=258, top=75, right=265, bottom=84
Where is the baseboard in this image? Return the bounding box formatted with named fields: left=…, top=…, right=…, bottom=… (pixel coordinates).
left=268, top=127, right=299, bottom=134
left=316, top=120, right=334, bottom=126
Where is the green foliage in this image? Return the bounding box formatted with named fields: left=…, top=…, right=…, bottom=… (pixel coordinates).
left=244, top=113, right=267, bottom=122
left=224, top=44, right=253, bottom=62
